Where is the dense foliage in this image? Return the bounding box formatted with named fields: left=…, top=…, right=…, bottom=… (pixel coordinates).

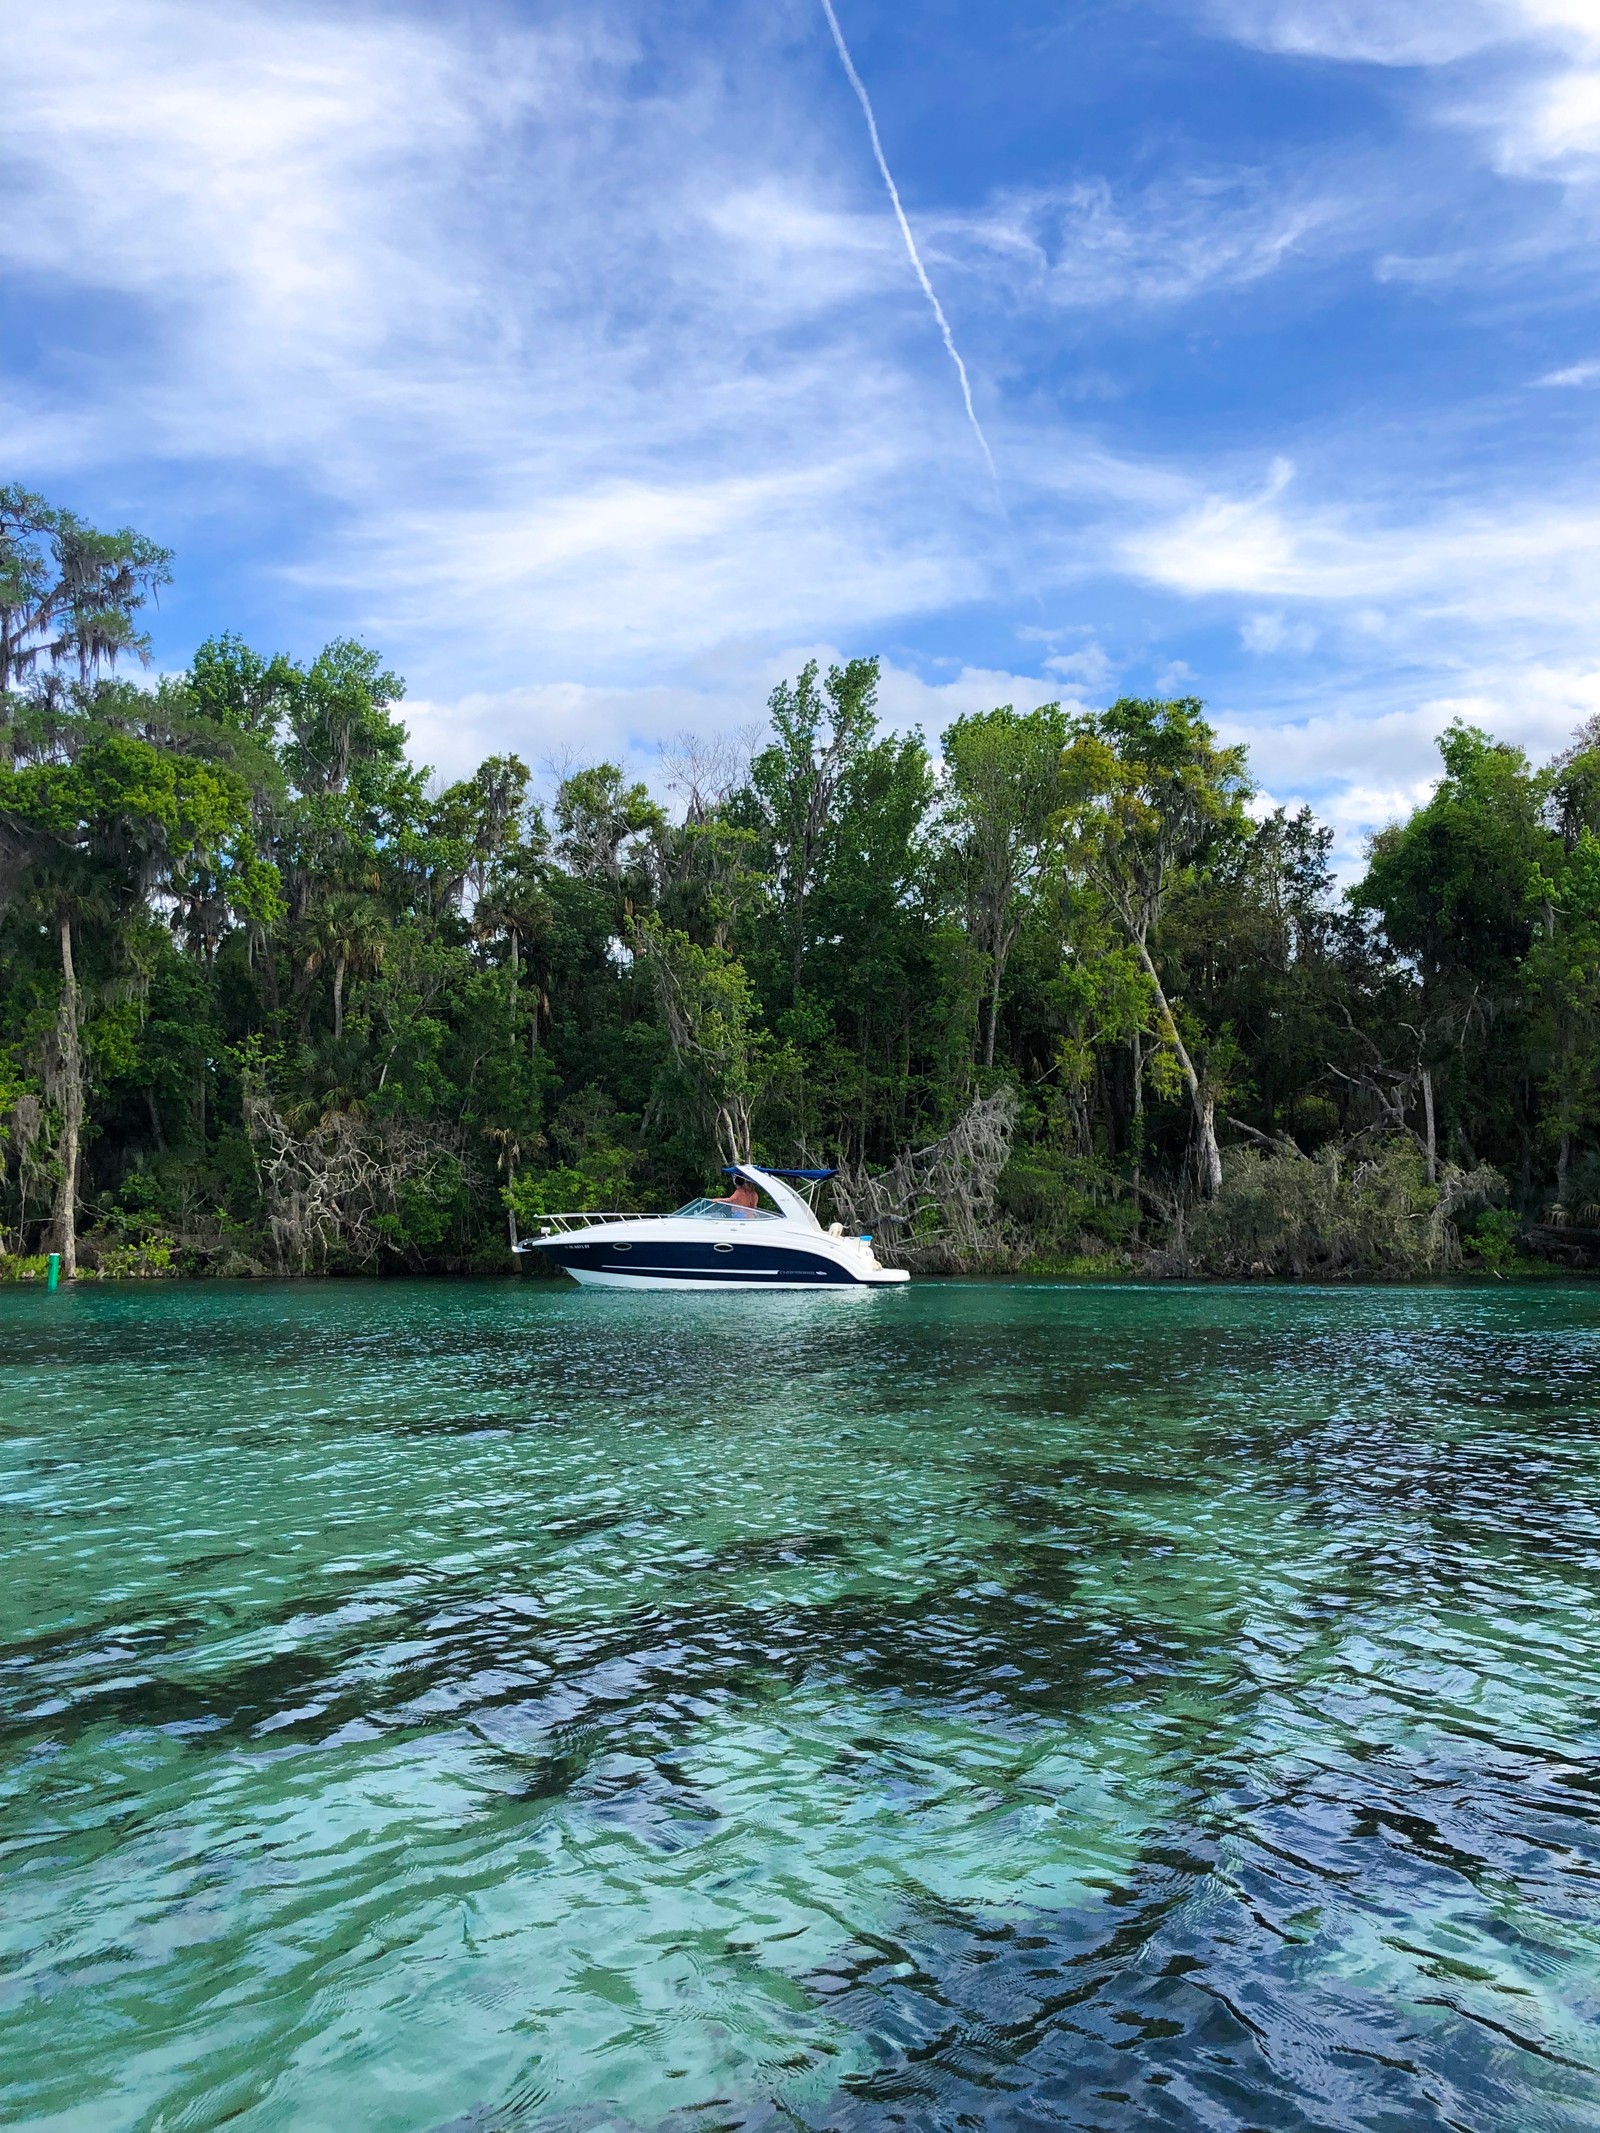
left=4, top=492, right=1598, bottom=1279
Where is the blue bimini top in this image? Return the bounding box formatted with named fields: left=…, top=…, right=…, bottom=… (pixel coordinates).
left=721, top=1166, right=836, bottom=1181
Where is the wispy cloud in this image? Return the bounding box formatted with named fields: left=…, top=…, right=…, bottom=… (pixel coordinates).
left=1208, top=1, right=1511, bottom=68
left=1240, top=612, right=1317, bottom=654
left=937, top=171, right=1356, bottom=310
left=1116, top=445, right=1600, bottom=650
left=0, top=0, right=1010, bottom=685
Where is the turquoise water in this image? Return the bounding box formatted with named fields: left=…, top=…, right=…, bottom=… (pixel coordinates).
left=2, top=1279, right=1599, bottom=2132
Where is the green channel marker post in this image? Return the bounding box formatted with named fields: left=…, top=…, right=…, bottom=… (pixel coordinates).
left=46, top=1253, right=60, bottom=1292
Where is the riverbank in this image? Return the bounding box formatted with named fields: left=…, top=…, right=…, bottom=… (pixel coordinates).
left=3, top=1253, right=1591, bottom=1286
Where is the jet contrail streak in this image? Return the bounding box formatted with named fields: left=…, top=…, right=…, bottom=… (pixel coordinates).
left=818, top=0, right=1000, bottom=491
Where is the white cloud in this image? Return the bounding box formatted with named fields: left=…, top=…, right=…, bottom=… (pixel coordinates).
left=1225, top=710, right=1466, bottom=879
left=935, top=170, right=1351, bottom=311
left=1214, top=1, right=1600, bottom=175
left=1208, top=2, right=1512, bottom=67
left=1120, top=453, right=1600, bottom=643
left=874, top=659, right=1073, bottom=730
left=1042, top=640, right=1115, bottom=687
left=402, top=651, right=1064, bottom=793
left=321, top=453, right=995, bottom=675
left=1227, top=656, right=1600, bottom=871
left=699, top=185, right=901, bottom=317
left=1225, top=702, right=1455, bottom=799
left=1534, top=357, right=1600, bottom=381
left=1411, top=661, right=1600, bottom=762
left=1491, top=61, right=1600, bottom=171
left=2, top=4, right=541, bottom=446
left=1241, top=611, right=1318, bottom=653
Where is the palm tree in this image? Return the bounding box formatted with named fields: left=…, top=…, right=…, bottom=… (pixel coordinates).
left=304, top=892, right=388, bottom=1040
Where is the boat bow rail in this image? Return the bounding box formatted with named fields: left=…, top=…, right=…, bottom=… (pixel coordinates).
left=513, top=1211, right=648, bottom=1244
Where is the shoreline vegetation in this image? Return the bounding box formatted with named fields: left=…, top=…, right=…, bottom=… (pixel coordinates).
left=4, top=488, right=1600, bottom=1287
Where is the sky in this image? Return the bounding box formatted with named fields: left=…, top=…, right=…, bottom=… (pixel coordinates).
left=7, top=0, right=1600, bottom=861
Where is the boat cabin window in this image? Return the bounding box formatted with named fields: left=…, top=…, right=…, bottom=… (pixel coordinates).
left=671, top=1196, right=780, bottom=1221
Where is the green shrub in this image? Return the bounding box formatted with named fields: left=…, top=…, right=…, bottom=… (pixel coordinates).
left=996, top=1149, right=1141, bottom=1255
left=1464, top=1207, right=1521, bottom=1274
left=0, top=1253, right=50, bottom=1283
left=1022, top=1249, right=1133, bottom=1279
left=1185, top=1138, right=1503, bottom=1278
left=88, top=1239, right=176, bottom=1279
left=507, top=1150, right=642, bottom=1225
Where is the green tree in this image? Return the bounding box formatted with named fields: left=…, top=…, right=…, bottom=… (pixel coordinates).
left=1060, top=698, right=1252, bottom=1197
left=1355, top=723, right=1553, bottom=1188
left=630, top=916, right=767, bottom=1165
left=789, top=724, right=939, bottom=1161
left=1525, top=799, right=1600, bottom=1203
left=0, top=700, right=257, bottom=1272
left=743, top=658, right=880, bottom=1000
left=1163, top=805, right=1369, bottom=1153
left=554, top=763, right=664, bottom=886
left=941, top=701, right=1070, bottom=1068
left=0, top=486, right=172, bottom=694
left=304, top=891, right=389, bottom=1042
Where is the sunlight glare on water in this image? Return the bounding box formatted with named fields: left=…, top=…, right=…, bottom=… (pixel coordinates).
left=2, top=1278, right=1599, bottom=2131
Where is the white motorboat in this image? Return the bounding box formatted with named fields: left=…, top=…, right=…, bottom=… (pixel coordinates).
left=512, top=1163, right=911, bottom=1290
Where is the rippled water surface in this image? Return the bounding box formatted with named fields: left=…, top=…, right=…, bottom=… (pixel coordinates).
left=4, top=1279, right=1600, bottom=2132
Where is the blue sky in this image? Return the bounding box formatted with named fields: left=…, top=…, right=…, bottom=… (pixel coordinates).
left=7, top=0, right=1600, bottom=859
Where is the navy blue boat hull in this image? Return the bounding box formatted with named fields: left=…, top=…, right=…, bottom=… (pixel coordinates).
left=528, top=1237, right=871, bottom=1287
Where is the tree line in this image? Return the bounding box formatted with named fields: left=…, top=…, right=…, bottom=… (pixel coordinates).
left=3, top=485, right=1598, bottom=1281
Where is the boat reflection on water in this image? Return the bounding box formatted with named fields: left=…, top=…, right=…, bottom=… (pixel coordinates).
left=513, top=1162, right=911, bottom=1290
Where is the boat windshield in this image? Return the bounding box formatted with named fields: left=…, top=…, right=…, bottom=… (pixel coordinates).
left=671, top=1197, right=781, bottom=1221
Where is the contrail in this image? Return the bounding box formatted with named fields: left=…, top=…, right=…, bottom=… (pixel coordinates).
left=818, top=0, right=1000, bottom=490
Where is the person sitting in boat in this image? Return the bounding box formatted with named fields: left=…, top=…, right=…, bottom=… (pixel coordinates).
left=717, top=1176, right=761, bottom=1216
